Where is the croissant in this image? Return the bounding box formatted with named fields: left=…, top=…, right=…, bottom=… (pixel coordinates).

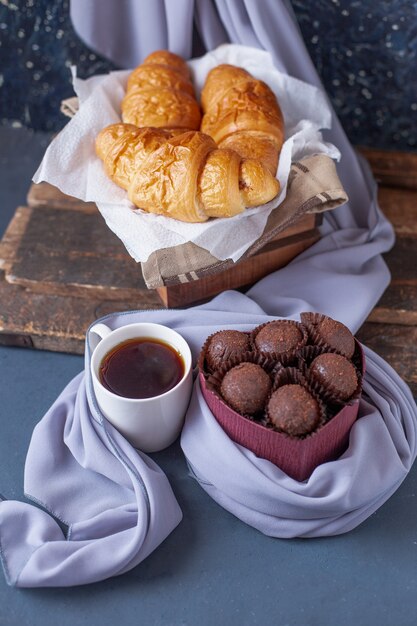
left=96, top=123, right=280, bottom=223
left=201, top=64, right=284, bottom=175
left=121, top=50, right=201, bottom=131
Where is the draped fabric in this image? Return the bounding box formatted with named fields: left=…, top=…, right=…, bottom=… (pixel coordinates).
left=0, top=362, right=182, bottom=588
left=0, top=1, right=411, bottom=588
left=1, top=297, right=416, bottom=585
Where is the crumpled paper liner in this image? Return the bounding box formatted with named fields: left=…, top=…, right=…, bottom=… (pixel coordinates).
left=297, top=344, right=364, bottom=407
left=300, top=311, right=356, bottom=358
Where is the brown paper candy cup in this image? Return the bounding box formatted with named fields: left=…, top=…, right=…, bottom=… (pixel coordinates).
left=300, top=312, right=356, bottom=359
left=206, top=353, right=276, bottom=420
left=297, top=342, right=364, bottom=406
left=198, top=329, right=254, bottom=376
left=251, top=319, right=308, bottom=364
left=264, top=366, right=327, bottom=430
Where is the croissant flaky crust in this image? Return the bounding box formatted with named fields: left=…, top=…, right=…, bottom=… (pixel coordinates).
left=96, top=123, right=280, bottom=223
left=201, top=64, right=284, bottom=175
left=121, top=50, right=201, bottom=131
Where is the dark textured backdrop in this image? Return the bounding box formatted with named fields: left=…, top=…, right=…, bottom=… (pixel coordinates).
left=0, top=0, right=416, bottom=151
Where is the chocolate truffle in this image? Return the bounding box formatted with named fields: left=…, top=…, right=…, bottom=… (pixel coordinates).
left=254, top=322, right=302, bottom=356
left=310, top=353, right=358, bottom=400
left=206, top=330, right=251, bottom=371
left=220, top=362, right=272, bottom=416
left=314, top=317, right=355, bottom=358
left=266, top=384, right=321, bottom=436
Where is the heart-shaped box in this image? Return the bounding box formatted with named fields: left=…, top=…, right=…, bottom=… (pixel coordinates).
left=199, top=341, right=365, bottom=482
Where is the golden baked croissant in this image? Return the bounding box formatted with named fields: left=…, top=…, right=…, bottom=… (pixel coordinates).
left=96, top=123, right=280, bottom=223
left=201, top=64, right=284, bottom=175
left=121, top=50, right=201, bottom=131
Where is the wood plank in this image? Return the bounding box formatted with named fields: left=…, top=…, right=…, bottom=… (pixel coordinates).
left=0, top=206, right=32, bottom=271
left=0, top=277, right=162, bottom=354
left=377, top=187, right=417, bottom=235
left=382, top=235, right=417, bottom=283
left=368, top=229, right=417, bottom=325
left=3, top=205, right=318, bottom=304
left=6, top=270, right=161, bottom=304
left=356, top=322, right=417, bottom=396
left=370, top=182, right=417, bottom=325
left=369, top=285, right=417, bottom=326
left=1, top=205, right=160, bottom=303
left=359, top=147, right=417, bottom=190
left=27, top=182, right=97, bottom=213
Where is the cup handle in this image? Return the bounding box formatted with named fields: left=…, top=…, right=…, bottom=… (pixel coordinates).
left=89, top=323, right=112, bottom=352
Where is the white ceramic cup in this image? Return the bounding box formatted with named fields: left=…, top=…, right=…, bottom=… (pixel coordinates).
left=90, top=322, right=193, bottom=453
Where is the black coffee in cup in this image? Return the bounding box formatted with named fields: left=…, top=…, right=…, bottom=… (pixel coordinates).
left=99, top=338, right=184, bottom=399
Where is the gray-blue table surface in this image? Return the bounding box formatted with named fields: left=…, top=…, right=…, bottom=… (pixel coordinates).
left=1, top=128, right=417, bottom=626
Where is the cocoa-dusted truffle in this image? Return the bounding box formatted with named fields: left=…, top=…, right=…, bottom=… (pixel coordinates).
left=220, top=362, right=272, bottom=416
left=254, top=322, right=302, bottom=356
left=310, top=353, right=358, bottom=400
left=206, top=330, right=251, bottom=371
left=314, top=317, right=355, bottom=358
left=266, top=384, right=321, bottom=436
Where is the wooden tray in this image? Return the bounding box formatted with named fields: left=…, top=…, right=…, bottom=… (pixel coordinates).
left=0, top=183, right=321, bottom=353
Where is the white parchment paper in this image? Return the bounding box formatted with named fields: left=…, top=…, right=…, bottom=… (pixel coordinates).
left=33, top=44, right=340, bottom=262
